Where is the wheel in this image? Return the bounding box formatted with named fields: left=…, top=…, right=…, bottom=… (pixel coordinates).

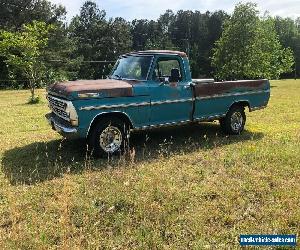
left=220, top=105, right=246, bottom=135
left=88, top=117, right=130, bottom=157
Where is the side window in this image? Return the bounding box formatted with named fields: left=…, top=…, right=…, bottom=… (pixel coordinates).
left=153, top=58, right=182, bottom=82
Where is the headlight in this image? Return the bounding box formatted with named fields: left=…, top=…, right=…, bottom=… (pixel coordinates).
left=65, top=102, right=78, bottom=126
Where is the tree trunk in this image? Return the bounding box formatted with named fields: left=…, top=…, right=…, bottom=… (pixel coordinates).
left=30, top=83, right=35, bottom=100
left=295, top=61, right=297, bottom=80
left=29, top=73, right=35, bottom=100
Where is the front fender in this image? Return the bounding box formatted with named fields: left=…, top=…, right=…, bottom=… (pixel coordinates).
left=73, top=97, right=151, bottom=138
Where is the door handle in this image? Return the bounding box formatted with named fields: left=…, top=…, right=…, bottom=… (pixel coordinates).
left=183, top=82, right=195, bottom=89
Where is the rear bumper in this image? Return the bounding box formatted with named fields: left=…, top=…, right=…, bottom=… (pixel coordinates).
left=45, top=113, right=78, bottom=138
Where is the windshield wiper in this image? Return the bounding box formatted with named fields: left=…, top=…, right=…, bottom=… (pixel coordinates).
left=112, top=74, right=122, bottom=80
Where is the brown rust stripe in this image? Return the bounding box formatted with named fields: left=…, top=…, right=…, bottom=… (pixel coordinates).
left=194, top=80, right=267, bottom=97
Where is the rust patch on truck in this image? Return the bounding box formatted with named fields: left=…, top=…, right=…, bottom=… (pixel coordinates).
left=142, top=50, right=188, bottom=58
left=49, top=79, right=133, bottom=98
left=194, top=80, right=267, bottom=97
left=128, top=50, right=188, bottom=58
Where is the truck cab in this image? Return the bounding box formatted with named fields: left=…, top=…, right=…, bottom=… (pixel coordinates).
left=46, top=50, right=270, bottom=157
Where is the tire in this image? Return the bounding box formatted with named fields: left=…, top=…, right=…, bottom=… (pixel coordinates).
left=88, top=117, right=130, bottom=157
left=220, top=105, right=246, bottom=135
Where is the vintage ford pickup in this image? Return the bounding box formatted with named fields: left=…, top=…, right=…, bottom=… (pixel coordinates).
left=46, top=50, right=270, bottom=156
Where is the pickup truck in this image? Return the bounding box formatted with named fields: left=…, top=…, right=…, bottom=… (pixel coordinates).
left=46, top=50, right=270, bottom=157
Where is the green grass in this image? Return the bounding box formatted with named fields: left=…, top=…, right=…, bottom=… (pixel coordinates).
left=0, top=80, right=299, bottom=249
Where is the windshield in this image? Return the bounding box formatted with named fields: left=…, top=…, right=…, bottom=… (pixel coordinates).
left=110, top=55, right=153, bottom=80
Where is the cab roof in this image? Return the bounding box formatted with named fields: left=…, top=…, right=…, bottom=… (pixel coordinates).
left=123, top=50, right=188, bottom=58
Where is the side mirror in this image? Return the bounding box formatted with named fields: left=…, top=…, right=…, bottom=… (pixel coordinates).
left=159, top=77, right=169, bottom=86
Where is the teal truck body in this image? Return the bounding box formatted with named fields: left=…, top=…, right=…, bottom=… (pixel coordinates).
left=46, top=50, right=270, bottom=156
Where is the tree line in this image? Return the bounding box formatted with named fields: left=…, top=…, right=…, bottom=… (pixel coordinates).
left=0, top=0, right=299, bottom=93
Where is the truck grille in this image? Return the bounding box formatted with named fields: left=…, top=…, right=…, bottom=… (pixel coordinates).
left=47, top=95, right=69, bottom=121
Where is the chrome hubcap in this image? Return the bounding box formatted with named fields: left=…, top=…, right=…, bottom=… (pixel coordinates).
left=99, top=126, right=122, bottom=153
left=231, top=111, right=243, bottom=132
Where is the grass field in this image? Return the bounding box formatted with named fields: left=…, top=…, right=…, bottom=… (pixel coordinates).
left=0, top=80, right=299, bottom=249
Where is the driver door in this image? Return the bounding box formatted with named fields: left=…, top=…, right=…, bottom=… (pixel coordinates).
left=148, top=55, right=193, bottom=125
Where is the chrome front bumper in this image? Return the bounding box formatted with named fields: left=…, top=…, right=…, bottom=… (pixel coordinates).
left=46, top=113, right=78, bottom=136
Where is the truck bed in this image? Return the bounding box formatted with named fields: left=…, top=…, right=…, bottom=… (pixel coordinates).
left=191, top=79, right=270, bottom=120
left=193, top=79, right=269, bottom=101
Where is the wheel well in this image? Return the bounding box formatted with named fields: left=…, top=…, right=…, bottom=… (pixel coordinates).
left=229, top=101, right=250, bottom=111
left=87, top=112, right=133, bottom=138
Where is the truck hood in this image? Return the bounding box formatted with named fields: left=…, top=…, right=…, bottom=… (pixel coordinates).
left=47, top=79, right=135, bottom=100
